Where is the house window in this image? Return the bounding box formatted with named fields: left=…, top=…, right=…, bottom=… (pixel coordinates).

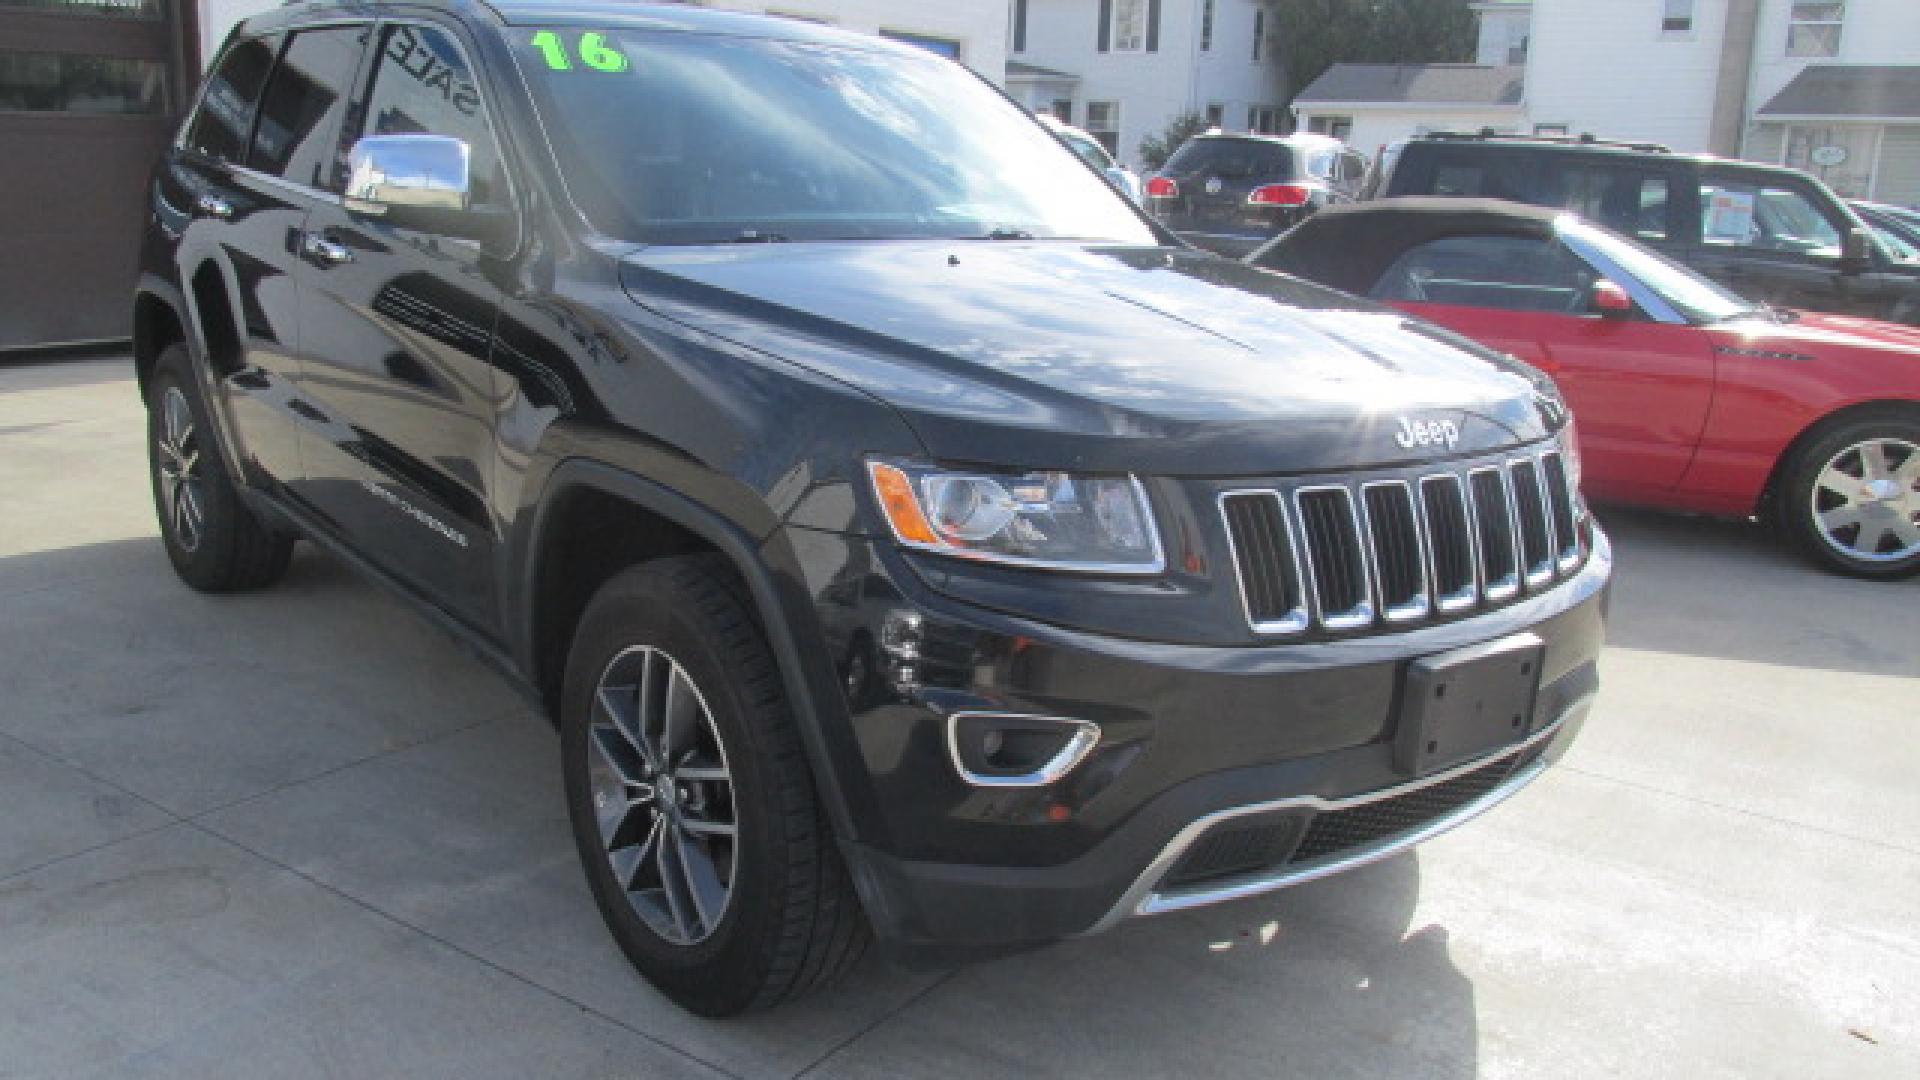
left=1053, top=98, right=1073, bottom=123
left=1111, top=0, right=1147, bottom=52
left=1787, top=2, right=1844, bottom=58
left=1201, top=0, right=1215, bottom=51
left=1247, top=106, right=1278, bottom=135
left=1308, top=115, right=1353, bottom=141
left=1662, top=0, right=1694, bottom=34
left=1205, top=102, right=1224, bottom=128
left=1011, top=0, right=1028, bottom=53
left=1085, top=100, right=1120, bottom=156
left=1252, top=9, right=1265, bottom=62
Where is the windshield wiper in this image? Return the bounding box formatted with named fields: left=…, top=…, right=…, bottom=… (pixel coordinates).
left=971, top=227, right=1037, bottom=241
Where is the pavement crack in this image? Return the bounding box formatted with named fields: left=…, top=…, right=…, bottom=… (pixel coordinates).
left=790, top=968, right=962, bottom=1079
left=1558, top=762, right=1920, bottom=859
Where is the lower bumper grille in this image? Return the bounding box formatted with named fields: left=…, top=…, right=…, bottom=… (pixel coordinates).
left=1162, top=744, right=1541, bottom=891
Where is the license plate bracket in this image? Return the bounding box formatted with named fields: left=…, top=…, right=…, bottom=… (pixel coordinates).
left=1394, top=633, right=1544, bottom=777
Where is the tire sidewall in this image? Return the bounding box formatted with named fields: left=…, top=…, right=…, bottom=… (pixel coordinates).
left=1781, top=416, right=1920, bottom=580
left=147, top=347, right=243, bottom=581
left=560, top=566, right=791, bottom=1014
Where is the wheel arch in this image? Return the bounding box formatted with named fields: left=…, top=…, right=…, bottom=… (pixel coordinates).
left=515, top=458, right=871, bottom=848
left=131, top=278, right=190, bottom=400
left=1761, top=397, right=1920, bottom=515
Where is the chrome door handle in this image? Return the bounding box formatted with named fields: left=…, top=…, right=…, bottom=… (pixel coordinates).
left=195, top=193, right=234, bottom=219
left=301, top=231, right=353, bottom=266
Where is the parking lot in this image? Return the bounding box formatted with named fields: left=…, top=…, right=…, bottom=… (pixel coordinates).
left=1, top=354, right=1915, bottom=1078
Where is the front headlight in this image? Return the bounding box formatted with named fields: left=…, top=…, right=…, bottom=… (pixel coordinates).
left=866, top=460, right=1164, bottom=574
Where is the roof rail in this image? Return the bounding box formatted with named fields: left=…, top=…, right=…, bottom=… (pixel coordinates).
left=1422, top=129, right=1673, bottom=154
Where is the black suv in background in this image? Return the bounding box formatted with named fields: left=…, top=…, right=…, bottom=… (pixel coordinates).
left=134, top=0, right=1608, bottom=1015
left=1367, top=132, right=1920, bottom=324
left=1147, top=131, right=1368, bottom=256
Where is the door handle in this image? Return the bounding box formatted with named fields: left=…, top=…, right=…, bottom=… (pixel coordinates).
left=195, top=193, right=234, bottom=220
left=300, top=230, right=353, bottom=266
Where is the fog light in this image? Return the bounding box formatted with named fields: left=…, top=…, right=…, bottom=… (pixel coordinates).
left=947, top=712, right=1100, bottom=788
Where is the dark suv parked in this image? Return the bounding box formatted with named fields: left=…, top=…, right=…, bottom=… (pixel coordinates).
left=1146, top=131, right=1368, bottom=257
left=1367, top=132, right=1920, bottom=324
left=135, top=0, right=1609, bottom=1015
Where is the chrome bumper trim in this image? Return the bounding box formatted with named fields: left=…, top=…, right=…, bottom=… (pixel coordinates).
left=1087, top=693, right=1593, bottom=933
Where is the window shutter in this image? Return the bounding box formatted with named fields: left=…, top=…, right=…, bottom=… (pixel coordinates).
left=1148, top=0, right=1162, bottom=52
left=1098, top=0, right=1112, bottom=52
left=1014, top=0, right=1028, bottom=53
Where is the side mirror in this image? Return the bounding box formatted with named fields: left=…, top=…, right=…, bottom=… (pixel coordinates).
left=1840, top=226, right=1874, bottom=273
left=1591, top=279, right=1634, bottom=318
left=344, top=134, right=512, bottom=248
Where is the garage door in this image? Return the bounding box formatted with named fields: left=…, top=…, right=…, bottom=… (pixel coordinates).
left=0, top=0, right=191, bottom=350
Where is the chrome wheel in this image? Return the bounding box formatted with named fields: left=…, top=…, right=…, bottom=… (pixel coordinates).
left=1810, top=437, right=1920, bottom=563
left=588, top=645, right=738, bottom=946
left=156, top=386, right=207, bottom=553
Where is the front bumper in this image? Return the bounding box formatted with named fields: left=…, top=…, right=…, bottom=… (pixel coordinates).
left=789, top=524, right=1610, bottom=966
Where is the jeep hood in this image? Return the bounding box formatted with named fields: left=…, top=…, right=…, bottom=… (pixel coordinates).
left=618, top=242, right=1556, bottom=474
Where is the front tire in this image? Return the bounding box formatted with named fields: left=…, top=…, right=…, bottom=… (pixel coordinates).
left=560, top=556, right=869, bottom=1016
left=146, top=344, right=293, bottom=592
left=1776, top=410, right=1920, bottom=579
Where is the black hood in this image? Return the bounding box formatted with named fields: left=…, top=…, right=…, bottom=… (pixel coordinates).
left=618, top=242, right=1559, bottom=475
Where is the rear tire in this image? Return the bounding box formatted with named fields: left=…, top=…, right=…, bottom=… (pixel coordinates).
left=1775, top=410, right=1920, bottom=580
left=560, top=555, right=869, bottom=1016
left=146, top=344, right=293, bottom=592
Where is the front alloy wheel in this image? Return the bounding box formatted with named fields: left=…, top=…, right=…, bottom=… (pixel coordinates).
left=1808, top=437, right=1920, bottom=565
left=587, top=646, right=738, bottom=946
left=1779, top=411, right=1920, bottom=580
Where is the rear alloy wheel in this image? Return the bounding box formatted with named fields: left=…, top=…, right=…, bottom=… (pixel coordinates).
left=1779, top=415, right=1920, bottom=579
left=146, top=344, right=294, bottom=592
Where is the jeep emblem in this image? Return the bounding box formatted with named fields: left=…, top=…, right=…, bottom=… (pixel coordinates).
left=1394, top=415, right=1461, bottom=451
left=1205, top=176, right=1223, bottom=195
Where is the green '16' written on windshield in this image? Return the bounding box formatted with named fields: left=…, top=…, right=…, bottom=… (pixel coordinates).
left=530, top=31, right=630, bottom=72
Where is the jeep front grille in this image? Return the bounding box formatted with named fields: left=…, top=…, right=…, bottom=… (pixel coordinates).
left=1221, top=446, right=1583, bottom=637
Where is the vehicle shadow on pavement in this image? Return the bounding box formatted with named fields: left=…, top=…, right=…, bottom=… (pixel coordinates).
left=825, top=853, right=1477, bottom=1079
left=1594, top=505, right=1919, bottom=677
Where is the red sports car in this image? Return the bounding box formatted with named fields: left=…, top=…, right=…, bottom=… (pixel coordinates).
left=1251, top=198, right=1920, bottom=579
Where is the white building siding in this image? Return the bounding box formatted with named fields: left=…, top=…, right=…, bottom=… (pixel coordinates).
left=1876, top=126, right=1920, bottom=206
left=201, top=0, right=1008, bottom=83
left=1524, top=0, right=1730, bottom=152
left=1474, top=6, right=1532, bottom=66
left=1014, top=0, right=1284, bottom=171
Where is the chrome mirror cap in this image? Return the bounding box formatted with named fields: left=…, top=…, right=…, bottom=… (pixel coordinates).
left=345, top=134, right=471, bottom=215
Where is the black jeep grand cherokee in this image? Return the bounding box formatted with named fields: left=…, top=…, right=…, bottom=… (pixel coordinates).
left=135, top=0, right=1609, bottom=1015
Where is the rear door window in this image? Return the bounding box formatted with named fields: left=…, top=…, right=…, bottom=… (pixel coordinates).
left=1371, top=234, right=1597, bottom=314
left=248, top=24, right=370, bottom=191
left=1698, top=178, right=1842, bottom=258
left=184, top=35, right=278, bottom=163
left=1550, top=164, right=1673, bottom=242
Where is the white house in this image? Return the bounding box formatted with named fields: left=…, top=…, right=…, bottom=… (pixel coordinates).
left=1292, top=64, right=1526, bottom=161
left=1298, top=1, right=1920, bottom=204
left=200, top=0, right=1009, bottom=85
left=1005, top=0, right=1288, bottom=170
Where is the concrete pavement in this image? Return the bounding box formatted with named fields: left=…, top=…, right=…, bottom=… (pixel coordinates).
left=2, top=356, right=1915, bottom=1078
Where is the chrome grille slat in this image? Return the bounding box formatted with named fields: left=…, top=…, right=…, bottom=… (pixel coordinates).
left=1220, top=445, right=1585, bottom=637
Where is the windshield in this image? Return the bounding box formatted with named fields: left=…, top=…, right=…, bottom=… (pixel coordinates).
left=1559, top=218, right=1752, bottom=324
left=513, top=28, right=1156, bottom=246
left=1162, top=138, right=1295, bottom=180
